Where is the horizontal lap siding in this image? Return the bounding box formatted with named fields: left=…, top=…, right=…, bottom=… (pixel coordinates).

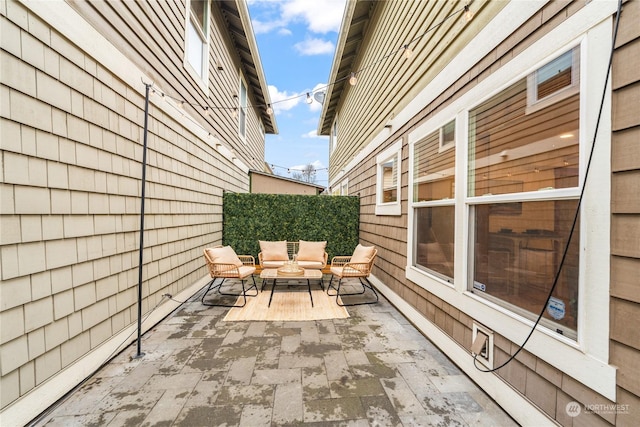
left=0, top=0, right=250, bottom=414
left=610, top=0, right=640, bottom=423
left=67, top=0, right=265, bottom=171
left=330, top=0, right=505, bottom=181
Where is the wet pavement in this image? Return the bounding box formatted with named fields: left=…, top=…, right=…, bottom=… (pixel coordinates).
left=36, top=280, right=518, bottom=426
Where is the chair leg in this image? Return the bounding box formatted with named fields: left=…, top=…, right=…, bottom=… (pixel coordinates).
left=327, top=276, right=379, bottom=306
left=201, top=276, right=258, bottom=307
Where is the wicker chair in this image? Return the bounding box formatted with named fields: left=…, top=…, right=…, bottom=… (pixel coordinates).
left=327, top=245, right=378, bottom=306
left=202, top=246, right=258, bottom=307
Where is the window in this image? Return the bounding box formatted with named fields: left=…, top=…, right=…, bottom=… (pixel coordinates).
left=341, top=179, right=348, bottom=195
left=468, top=47, right=581, bottom=338
left=527, top=47, right=580, bottom=114
left=186, top=0, right=209, bottom=83
left=440, top=119, right=456, bottom=151
left=239, top=79, right=247, bottom=139
left=412, top=121, right=456, bottom=280
left=375, top=140, right=402, bottom=215
left=330, top=119, right=338, bottom=153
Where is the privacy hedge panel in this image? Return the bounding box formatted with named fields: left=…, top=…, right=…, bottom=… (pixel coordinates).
left=222, top=193, right=360, bottom=259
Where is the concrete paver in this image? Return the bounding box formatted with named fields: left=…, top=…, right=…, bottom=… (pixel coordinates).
left=36, top=281, right=518, bottom=426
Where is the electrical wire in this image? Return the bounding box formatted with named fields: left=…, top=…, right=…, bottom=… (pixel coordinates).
left=473, top=0, right=623, bottom=373
left=150, top=2, right=474, bottom=114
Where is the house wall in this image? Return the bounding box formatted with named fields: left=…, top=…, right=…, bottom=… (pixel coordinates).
left=250, top=173, right=323, bottom=195
left=65, top=0, right=267, bottom=171
left=327, top=0, right=507, bottom=182
left=335, top=0, right=639, bottom=426
left=0, top=0, right=263, bottom=423
left=610, top=0, right=640, bottom=422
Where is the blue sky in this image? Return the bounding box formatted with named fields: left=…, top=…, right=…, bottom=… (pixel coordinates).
left=247, top=0, right=347, bottom=188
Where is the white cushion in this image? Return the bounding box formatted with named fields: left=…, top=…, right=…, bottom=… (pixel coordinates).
left=205, top=246, right=243, bottom=267
left=297, top=260, right=324, bottom=270
left=259, top=240, right=289, bottom=261
left=297, top=240, right=326, bottom=262
left=350, top=244, right=376, bottom=264
left=238, top=265, right=256, bottom=278
left=262, top=260, right=287, bottom=268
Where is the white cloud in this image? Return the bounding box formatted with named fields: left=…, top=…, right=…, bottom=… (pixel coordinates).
left=302, top=130, right=321, bottom=138
left=294, top=38, right=334, bottom=56
left=268, top=84, right=302, bottom=113
left=281, top=0, right=346, bottom=34
left=251, top=0, right=346, bottom=36
left=291, top=159, right=325, bottom=171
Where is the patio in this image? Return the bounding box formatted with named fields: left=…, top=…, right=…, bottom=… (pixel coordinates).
left=35, top=281, right=517, bottom=426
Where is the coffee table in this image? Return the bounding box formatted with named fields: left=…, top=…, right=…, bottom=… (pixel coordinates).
left=260, top=268, right=324, bottom=307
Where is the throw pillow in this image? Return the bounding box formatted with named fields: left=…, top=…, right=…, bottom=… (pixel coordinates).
left=297, top=240, right=327, bottom=261
left=259, top=240, right=289, bottom=261
left=206, top=246, right=243, bottom=267
left=350, top=244, right=376, bottom=264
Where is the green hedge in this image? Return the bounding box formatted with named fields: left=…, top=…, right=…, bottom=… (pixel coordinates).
left=222, top=193, right=360, bottom=260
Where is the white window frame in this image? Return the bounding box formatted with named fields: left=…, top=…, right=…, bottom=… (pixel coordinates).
left=409, top=118, right=458, bottom=282
left=526, top=46, right=580, bottom=115
left=184, top=0, right=210, bottom=90
left=375, top=139, right=402, bottom=216
left=330, top=118, right=338, bottom=154
left=340, top=178, right=349, bottom=195
left=439, top=119, right=456, bottom=153
left=405, top=16, right=614, bottom=400
left=239, top=77, right=248, bottom=140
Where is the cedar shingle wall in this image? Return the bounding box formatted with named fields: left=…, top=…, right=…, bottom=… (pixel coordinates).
left=345, top=0, right=640, bottom=424
left=610, top=0, right=640, bottom=424
left=0, top=0, right=250, bottom=411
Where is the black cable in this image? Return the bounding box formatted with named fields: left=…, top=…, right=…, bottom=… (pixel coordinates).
left=474, top=0, right=623, bottom=373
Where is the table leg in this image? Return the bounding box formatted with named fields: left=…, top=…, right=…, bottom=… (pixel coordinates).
left=307, top=279, right=314, bottom=307
left=268, top=278, right=276, bottom=307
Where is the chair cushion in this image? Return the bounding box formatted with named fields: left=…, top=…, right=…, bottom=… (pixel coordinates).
left=206, top=246, right=243, bottom=267
left=262, top=260, right=287, bottom=269
left=297, top=240, right=326, bottom=261
left=259, top=240, right=289, bottom=261
left=237, top=265, right=256, bottom=278
left=351, top=244, right=376, bottom=264
left=297, top=260, right=324, bottom=270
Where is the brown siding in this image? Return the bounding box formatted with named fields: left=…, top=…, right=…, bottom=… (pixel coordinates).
left=341, top=0, right=640, bottom=425
left=611, top=0, right=640, bottom=425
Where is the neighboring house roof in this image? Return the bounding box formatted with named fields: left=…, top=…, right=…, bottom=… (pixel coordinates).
left=318, top=0, right=376, bottom=136
left=220, top=0, right=278, bottom=134
left=249, top=170, right=327, bottom=192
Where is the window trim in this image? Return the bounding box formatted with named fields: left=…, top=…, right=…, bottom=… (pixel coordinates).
left=184, top=0, right=210, bottom=90
left=330, top=118, right=338, bottom=154
left=439, top=119, right=456, bottom=153
left=409, top=118, right=458, bottom=281
left=375, top=139, right=402, bottom=216
left=405, top=17, right=614, bottom=400
left=238, top=77, right=248, bottom=140
left=526, top=46, right=580, bottom=115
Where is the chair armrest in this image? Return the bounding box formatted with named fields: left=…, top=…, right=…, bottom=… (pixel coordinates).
left=331, top=256, right=352, bottom=267
left=321, top=251, right=328, bottom=268
left=341, top=262, right=370, bottom=276
left=210, top=262, right=241, bottom=278
left=238, top=255, right=255, bottom=267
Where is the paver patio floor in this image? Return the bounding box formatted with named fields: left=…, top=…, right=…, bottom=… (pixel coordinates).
left=36, top=281, right=518, bottom=426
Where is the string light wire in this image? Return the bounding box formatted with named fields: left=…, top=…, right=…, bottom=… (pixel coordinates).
left=150, top=2, right=474, bottom=115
